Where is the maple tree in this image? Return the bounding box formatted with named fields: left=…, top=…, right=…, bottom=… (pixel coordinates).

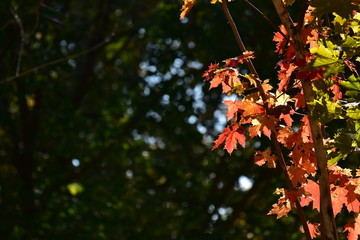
left=180, top=0, right=360, bottom=239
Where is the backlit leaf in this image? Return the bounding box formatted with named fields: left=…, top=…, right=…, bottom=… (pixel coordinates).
left=180, top=0, right=196, bottom=19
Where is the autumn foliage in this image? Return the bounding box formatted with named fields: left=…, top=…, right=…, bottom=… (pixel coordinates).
left=180, top=0, right=360, bottom=239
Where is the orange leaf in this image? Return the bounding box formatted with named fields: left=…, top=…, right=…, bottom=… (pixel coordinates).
left=238, top=100, right=265, bottom=117
left=180, top=0, right=196, bottom=19
left=254, top=147, right=276, bottom=168
left=223, top=100, right=242, bottom=121
left=223, top=51, right=255, bottom=67
left=251, top=115, right=276, bottom=139
left=268, top=201, right=291, bottom=219
left=293, top=92, right=306, bottom=109
left=249, top=123, right=261, bottom=138
left=288, top=165, right=307, bottom=186
left=344, top=183, right=360, bottom=213
left=212, top=125, right=246, bottom=155
left=273, top=25, right=288, bottom=54
left=301, top=221, right=320, bottom=239
left=330, top=76, right=343, bottom=100
left=224, top=127, right=246, bottom=154
left=331, top=185, right=348, bottom=216
left=280, top=113, right=293, bottom=127
left=209, top=68, right=241, bottom=93
left=343, top=214, right=360, bottom=240
left=277, top=61, right=296, bottom=92
left=301, top=180, right=320, bottom=211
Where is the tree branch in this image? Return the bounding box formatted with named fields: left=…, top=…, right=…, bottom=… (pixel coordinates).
left=297, top=0, right=308, bottom=32
left=10, top=7, right=25, bottom=77
left=271, top=0, right=339, bottom=239
left=2, top=24, right=124, bottom=85
left=221, top=2, right=312, bottom=239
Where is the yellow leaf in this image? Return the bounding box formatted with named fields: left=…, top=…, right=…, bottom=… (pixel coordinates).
left=26, top=94, right=36, bottom=109
left=210, top=0, right=234, bottom=4
left=67, top=183, right=84, bottom=196
left=282, top=0, right=296, bottom=6
left=275, top=90, right=293, bottom=106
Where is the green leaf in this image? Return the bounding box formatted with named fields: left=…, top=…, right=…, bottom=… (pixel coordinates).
left=308, top=92, right=342, bottom=123
left=341, top=75, right=360, bottom=91
left=310, top=42, right=340, bottom=68
left=333, top=13, right=347, bottom=33
left=327, top=152, right=347, bottom=165
left=333, top=132, right=354, bottom=153
left=346, top=107, right=360, bottom=119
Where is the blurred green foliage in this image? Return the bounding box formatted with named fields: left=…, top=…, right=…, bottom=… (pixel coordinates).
left=0, top=0, right=315, bottom=239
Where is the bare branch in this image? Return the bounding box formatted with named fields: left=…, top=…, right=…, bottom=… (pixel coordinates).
left=242, top=0, right=287, bottom=39
left=11, top=7, right=26, bottom=77
left=2, top=23, right=120, bottom=84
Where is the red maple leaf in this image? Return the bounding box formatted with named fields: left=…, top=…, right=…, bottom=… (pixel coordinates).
left=223, top=100, right=243, bottom=121
left=288, top=165, right=307, bottom=186
left=330, top=76, right=343, bottom=100
left=300, top=179, right=320, bottom=211
left=277, top=127, right=294, bottom=149
left=302, top=26, right=319, bottom=49
left=254, top=147, right=277, bottom=168
left=301, top=221, right=320, bottom=239
left=343, top=214, right=360, bottom=240
left=212, top=124, right=246, bottom=154
left=277, top=61, right=296, bottom=92
left=293, top=91, right=306, bottom=109
left=280, top=112, right=293, bottom=127
left=295, top=67, right=324, bottom=80
left=203, top=63, right=219, bottom=81
left=268, top=200, right=291, bottom=219
left=249, top=115, right=276, bottom=139
left=301, top=116, right=312, bottom=142
left=331, top=185, right=347, bottom=216
left=344, top=183, right=360, bottom=213
left=208, top=68, right=241, bottom=93
left=273, top=25, right=288, bottom=54
left=249, top=123, right=261, bottom=138
left=238, top=100, right=265, bottom=117
left=223, top=51, right=255, bottom=67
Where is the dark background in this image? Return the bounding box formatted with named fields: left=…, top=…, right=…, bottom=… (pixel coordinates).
left=0, top=0, right=312, bottom=239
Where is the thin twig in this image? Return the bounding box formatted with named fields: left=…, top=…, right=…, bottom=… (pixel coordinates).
left=221, top=2, right=312, bottom=239
left=11, top=7, right=26, bottom=77
left=3, top=41, right=106, bottom=83
left=242, top=0, right=287, bottom=39
left=2, top=24, right=118, bottom=84
left=221, top=1, right=266, bottom=101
